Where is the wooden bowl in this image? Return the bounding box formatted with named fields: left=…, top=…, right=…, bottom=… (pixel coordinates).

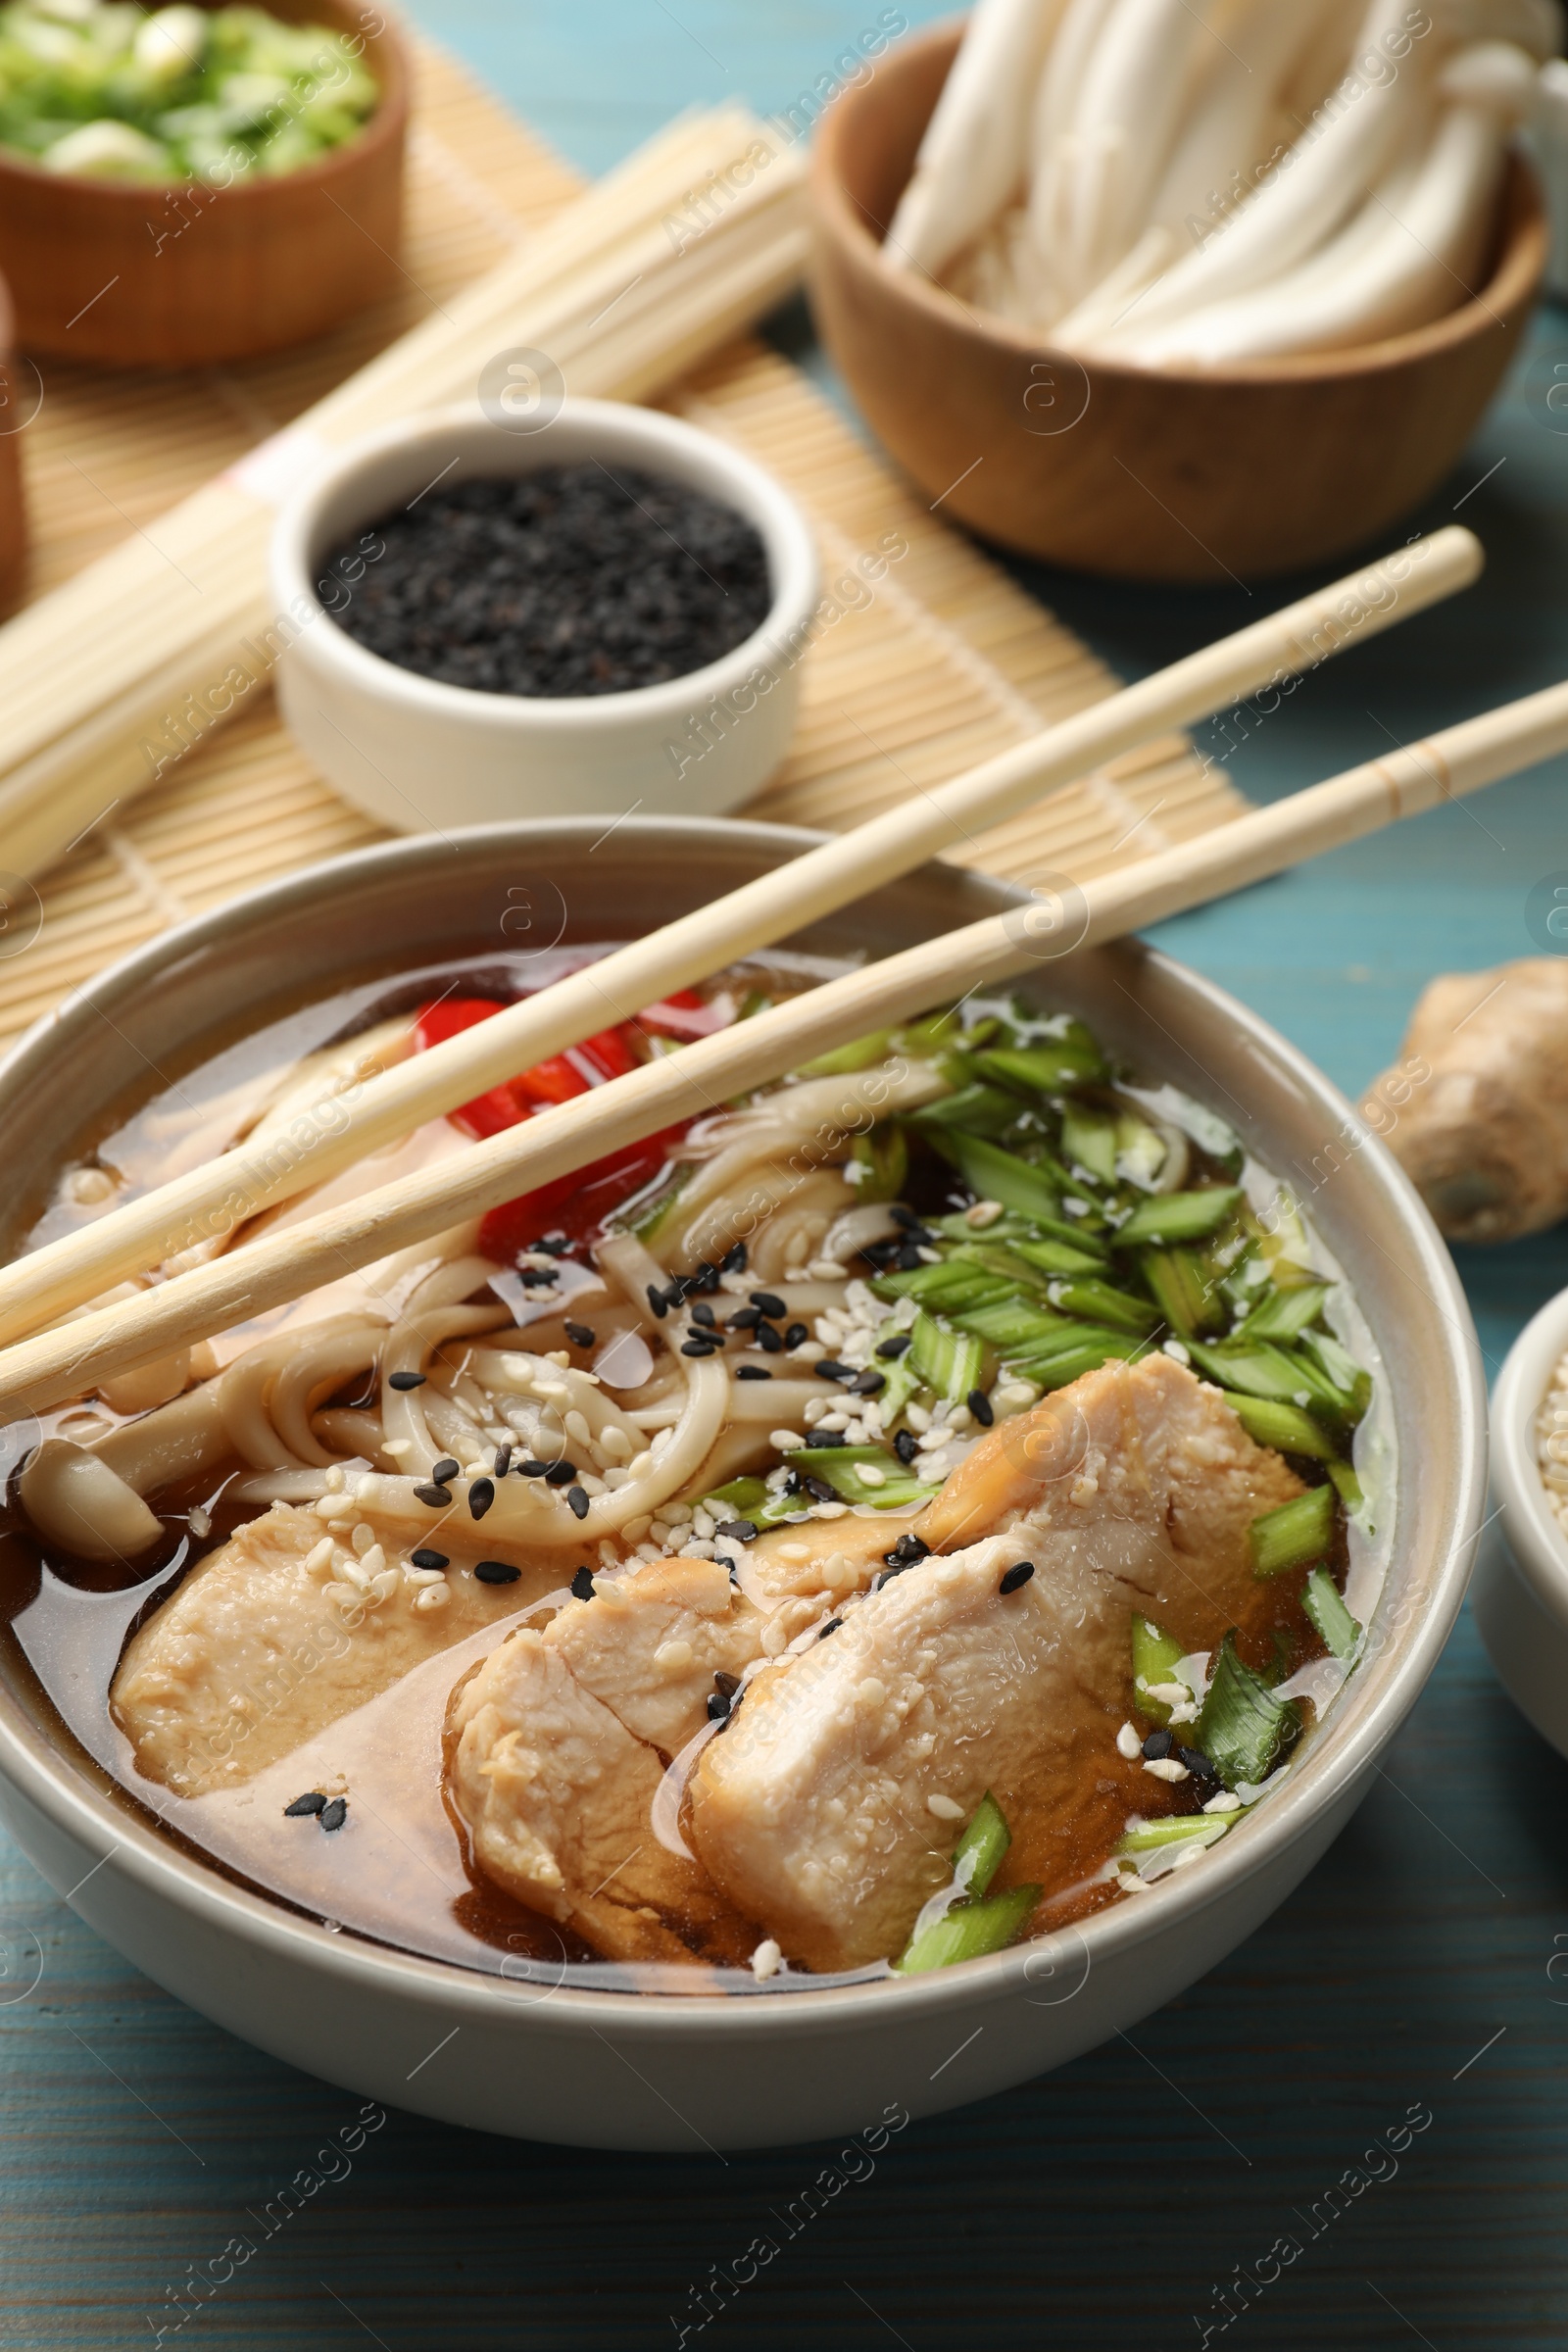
left=0, top=0, right=409, bottom=368
left=810, top=20, right=1548, bottom=584
left=0, top=269, right=28, bottom=612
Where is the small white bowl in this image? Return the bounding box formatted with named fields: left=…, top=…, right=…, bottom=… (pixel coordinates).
left=270, top=399, right=819, bottom=830
left=1474, top=1286, right=1568, bottom=1755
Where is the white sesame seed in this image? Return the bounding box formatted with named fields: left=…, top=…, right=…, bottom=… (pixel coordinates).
left=351, top=1522, right=376, bottom=1557
left=857, top=1464, right=887, bottom=1488
left=414, top=1583, right=450, bottom=1612
left=926, top=1793, right=964, bottom=1821
left=1202, top=1790, right=1243, bottom=1814
left=1115, top=1722, right=1142, bottom=1760
left=964, top=1200, right=1004, bottom=1229
left=654, top=1640, right=694, bottom=1672
left=1143, top=1757, right=1190, bottom=1783
left=770, top=1429, right=805, bottom=1450
left=857, top=1677, right=887, bottom=1708
left=1145, top=1682, right=1190, bottom=1705
left=751, top=1937, right=784, bottom=1980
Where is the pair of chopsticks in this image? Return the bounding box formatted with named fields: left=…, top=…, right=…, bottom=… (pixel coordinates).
left=8, top=527, right=1562, bottom=1422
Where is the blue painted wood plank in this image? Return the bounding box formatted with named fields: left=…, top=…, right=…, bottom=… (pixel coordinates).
left=2, top=7, right=1566, bottom=2342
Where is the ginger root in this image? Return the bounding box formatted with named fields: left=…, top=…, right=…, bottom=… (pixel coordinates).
left=1365, top=957, right=1568, bottom=1244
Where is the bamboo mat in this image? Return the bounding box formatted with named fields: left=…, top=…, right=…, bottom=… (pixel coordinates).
left=0, top=37, right=1246, bottom=1053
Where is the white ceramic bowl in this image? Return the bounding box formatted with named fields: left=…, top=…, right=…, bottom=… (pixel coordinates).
left=1473, top=1286, right=1568, bottom=1754
left=0, top=822, right=1486, bottom=2150
left=270, top=400, right=819, bottom=830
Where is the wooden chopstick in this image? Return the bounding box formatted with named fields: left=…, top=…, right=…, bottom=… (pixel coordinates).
left=7, top=667, right=1560, bottom=1423
left=0, top=526, right=1481, bottom=1354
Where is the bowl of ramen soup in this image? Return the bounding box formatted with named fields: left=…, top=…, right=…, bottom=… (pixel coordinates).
left=0, top=822, right=1484, bottom=2149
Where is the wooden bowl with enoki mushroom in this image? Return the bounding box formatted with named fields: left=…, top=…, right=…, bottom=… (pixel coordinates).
left=809, top=12, right=1549, bottom=584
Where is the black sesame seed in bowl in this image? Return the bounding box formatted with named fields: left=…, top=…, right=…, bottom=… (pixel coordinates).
left=271, top=401, right=820, bottom=832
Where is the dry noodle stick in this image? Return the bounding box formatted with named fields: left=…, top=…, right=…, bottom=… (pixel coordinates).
left=0, top=528, right=1480, bottom=1348
left=7, top=669, right=1561, bottom=1419
left=0, top=110, right=808, bottom=798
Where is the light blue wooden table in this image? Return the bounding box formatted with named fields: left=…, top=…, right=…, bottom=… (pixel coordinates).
left=4, top=8, right=1568, bottom=2345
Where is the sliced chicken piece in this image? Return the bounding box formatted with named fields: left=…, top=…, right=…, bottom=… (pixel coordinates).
left=546, top=1555, right=765, bottom=1753
left=691, top=1358, right=1305, bottom=1970
left=112, top=1502, right=562, bottom=1797
left=448, top=1626, right=756, bottom=1966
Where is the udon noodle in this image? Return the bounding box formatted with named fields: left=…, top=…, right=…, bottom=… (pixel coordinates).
left=0, top=949, right=1389, bottom=1988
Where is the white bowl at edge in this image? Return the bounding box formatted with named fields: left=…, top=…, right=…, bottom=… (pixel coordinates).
left=270, top=399, right=820, bottom=831
left=1473, top=1285, right=1568, bottom=1756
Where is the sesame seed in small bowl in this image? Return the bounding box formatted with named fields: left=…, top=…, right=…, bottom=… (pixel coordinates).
left=1473, top=1286, right=1568, bottom=1759
left=270, top=399, right=820, bottom=832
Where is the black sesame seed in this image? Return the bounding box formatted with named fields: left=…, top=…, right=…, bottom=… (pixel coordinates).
left=750, top=1291, right=787, bottom=1318
left=706, top=1691, right=732, bottom=1721
left=999, top=1559, right=1035, bottom=1594
left=1142, top=1729, right=1174, bottom=1761
left=727, top=1305, right=761, bottom=1331
left=681, top=1338, right=720, bottom=1357
left=967, top=1388, right=995, bottom=1428
left=284, top=1790, right=327, bottom=1818
left=1177, top=1745, right=1217, bottom=1781
left=493, top=1446, right=513, bottom=1480
left=713, top=1671, right=740, bottom=1698
left=736, top=1365, right=772, bottom=1381
left=410, top=1548, right=449, bottom=1571
left=475, top=1559, right=521, bottom=1586
left=647, top=1284, right=669, bottom=1320
left=387, top=1370, right=426, bottom=1391
left=894, top=1244, right=924, bottom=1272
left=431, top=1457, right=461, bottom=1485
left=893, top=1429, right=918, bottom=1466
left=803, top=1475, right=839, bottom=1503
left=814, top=1359, right=853, bottom=1382
left=889, top=1205, right=922, bottom=1232
left=784, top=1322, right=808, bottom=1349
left=885, top=1532, right=930, bottom=1568
left=850, top=1369, right=886, bottom=1396
left=468, top=1477, right=496, bottom=1521
left=721, top=1242, right=748, bottom=1273
left=544, top=1461, right=578, bottom=1488
left=519, top=1459, right=552, bottom=1479
left=518, top=1266, right=558, bottom=1288
left=318, top=1797, right=348, bottom=1833
left=691, top=1301, right=715, bottom=1329
left=413, top=1482, right=452, bottom=1508
left=817, top=1618, right=843, bottom=1641
left=756, top=1322, right=784, bottom=1355
left=569, top=1566, right=595, bottom=1600
left=566, top=1486, right=590, bottom=1519
left=808, top=1429, right=848, bottom=1447
left=564, top=1323, right=596, bottom=1348
left=715, top=1518, right=758, bottom=1544
left=876, top=1334, right=912, bottom=1360
left=694, top=1260, right=719, bottom=1293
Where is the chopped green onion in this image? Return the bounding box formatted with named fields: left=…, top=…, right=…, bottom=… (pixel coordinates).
left=699, top=1475, right=770, bottom=1517
left=909, top=1084, right=1021, bottom=1137
left=1222, top=1392, right=1339, bottom=1462
left=1139, top=1247, right=1221, bottom=1340
left=788, top=1446, right=938, bottom=1512
left=1116, top=1815, right=1231, bottom=1854
left=1195, top=1633, right=1298, bottom=1788
left=895, top=1883, right=1040, bottom=1973
left=953, top=1791, right=1011, bottom=1898
left=938, top=1134, right=1064, bottom=1228
left=1328, top=1458, right=1365, bottom=1513
left=951, top=1298, right=1069, bottom=1351
left=799, top=1029, right=893, bottom=1077
left=1049, top=1277, right=1160, bottom=1336
left=1299, top=1329, right=1373, bottom=1422
left=846, top=1125, right=908, bottom=1203
left=1114, top=1186, right=1243, bottom=1247
left=1013, top=1332, right=1146, bottom=1390
left=1132, top=1614, right=1187, bottom=1725
left=1189, top=1337, right=1357, bottom=1430
left=1301, top=1566, right=1360, bottom=1660
left=908, top=1314, right=986, bottom=1403
left=973, top=1040, right=1106, bottom=1092
left=896, top=1008, right=963, bottom=1058
left=1060, top=1101, right=1119, bottom=1183
left=1004, top=1234, right=1109, bottom=1276
left=1250, top=1482, right=1336, bottom=1578
left=1236, top=1282, right=1333, bottom=1343
left=872, top=1261, right=1010, bottom=1312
